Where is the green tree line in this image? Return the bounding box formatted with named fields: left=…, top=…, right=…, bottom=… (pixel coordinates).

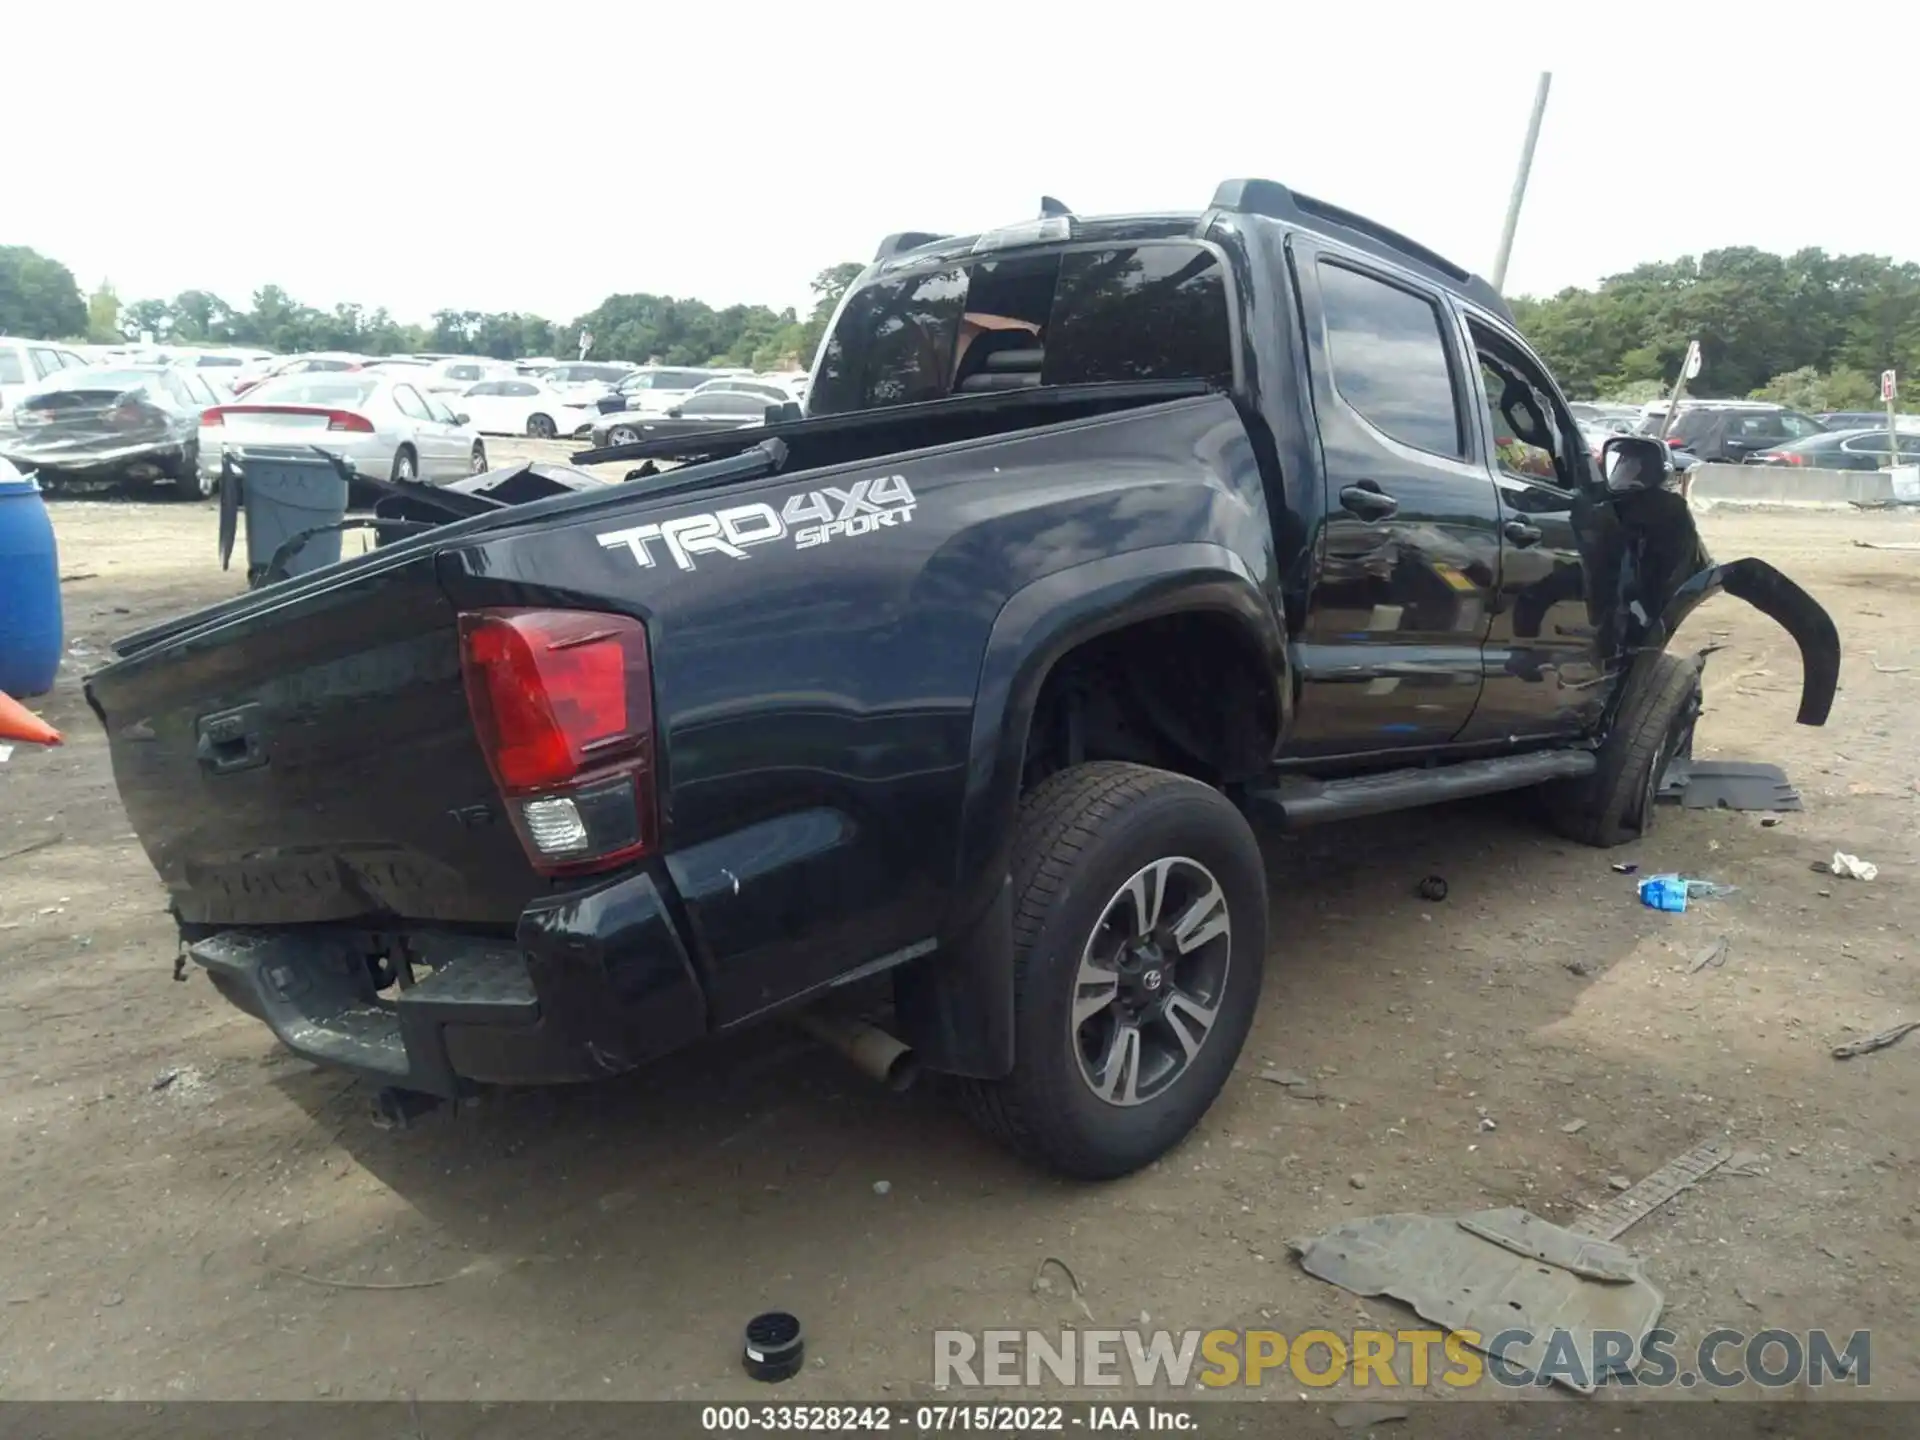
left=1510, top=246, right=1920, bottom=409
left=14, top=238, right=1916, bottom=407
left=1, top=245, right=865, bottom=373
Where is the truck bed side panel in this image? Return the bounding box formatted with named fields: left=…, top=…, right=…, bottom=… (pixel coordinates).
left=436, top=395, right=1279, bottom=1024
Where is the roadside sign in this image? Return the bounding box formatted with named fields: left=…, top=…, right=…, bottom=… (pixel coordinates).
left=1884, top=369, right=1898, bottom=402
left=1683, top=340, right=1702, bottom=380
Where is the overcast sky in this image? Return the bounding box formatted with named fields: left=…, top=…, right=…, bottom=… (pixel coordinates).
left=12, top=4, right=1918, bottom=325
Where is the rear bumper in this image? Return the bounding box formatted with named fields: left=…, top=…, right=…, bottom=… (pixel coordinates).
left=0, top=438, right=187, bottom=478
left=200, top=438, right=393, bottom=484
left=189, top=868, right=708, bottom=1095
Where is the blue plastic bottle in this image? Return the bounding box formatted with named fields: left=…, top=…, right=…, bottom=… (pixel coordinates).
left=0, top=465, right=63, bottom=698
left=1638, top=874, right=1689, bottom=913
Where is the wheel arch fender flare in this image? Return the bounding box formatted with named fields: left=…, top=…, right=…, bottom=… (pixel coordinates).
left=897, top=544, right=1285, bottom=1079
left=1658, top=556, right=1840, bottom=726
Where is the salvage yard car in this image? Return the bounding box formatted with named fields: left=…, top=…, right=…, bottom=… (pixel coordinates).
left=457, top=378, right=601, bottom=439
left=196, top=371, right=488, bottom=486
left=86, top=178, right=1841, bottom=1179
left=0, top=363, right=221, bottom=497
left=592, top=384, right=783, bottom=447
left=0, top=335, right=94, bottom=419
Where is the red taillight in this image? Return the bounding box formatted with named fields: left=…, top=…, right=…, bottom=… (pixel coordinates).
left=458, top=609, right=656, bottom=875
left=198, top=403, right=373, bottom=432
left=1665, top=436, right=1685, bottom=447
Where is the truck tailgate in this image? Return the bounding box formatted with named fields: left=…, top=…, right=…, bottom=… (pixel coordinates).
left=85, top=550, right=541, bottom=928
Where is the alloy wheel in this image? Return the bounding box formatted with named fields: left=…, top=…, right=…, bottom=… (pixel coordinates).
left=1069, top=855, right=1232, bottom=1107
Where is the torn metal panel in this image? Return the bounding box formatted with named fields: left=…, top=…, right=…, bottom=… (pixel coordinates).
left=1657, top=757, right=1803, bottom=812
left=1568, top=1138, right=1731, bottom=1241
left=1292, top=1210, right=1663, bottom=1394
left=1454, top=1208, right=1639, bottom=1283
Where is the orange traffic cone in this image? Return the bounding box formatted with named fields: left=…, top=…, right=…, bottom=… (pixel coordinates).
left=0, top=691, right=62, bottom=746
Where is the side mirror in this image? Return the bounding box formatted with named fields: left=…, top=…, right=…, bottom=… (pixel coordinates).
left=1601, top=434, right=1677, bottom=493
left=453, top=413, right=470, bottom=426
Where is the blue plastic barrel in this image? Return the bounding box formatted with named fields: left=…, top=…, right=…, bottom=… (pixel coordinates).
left=0, top=463, right=64, bottom=698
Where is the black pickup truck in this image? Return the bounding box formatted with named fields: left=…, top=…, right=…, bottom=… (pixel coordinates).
left=85, top=178, right=1841, bottom=1179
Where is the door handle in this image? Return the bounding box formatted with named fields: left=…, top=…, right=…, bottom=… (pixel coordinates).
left=1503, top=521, right=1543, bottom=548
left=1338, top=483, right=1399, bottom=521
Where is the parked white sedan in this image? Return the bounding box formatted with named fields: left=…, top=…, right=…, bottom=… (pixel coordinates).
left=197, top=372, right=488, bottom=486
left=457, top=379, right=599, bottom=439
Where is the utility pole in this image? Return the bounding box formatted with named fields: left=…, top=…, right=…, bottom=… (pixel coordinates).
left=1491, top=72, right=1553, bottom=294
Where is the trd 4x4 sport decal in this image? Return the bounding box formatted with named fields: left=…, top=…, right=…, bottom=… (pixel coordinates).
left=597, top=474, right=917, bottom=572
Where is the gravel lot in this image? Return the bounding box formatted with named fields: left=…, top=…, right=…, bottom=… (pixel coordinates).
left=4, top=455, right=1917, bottom=1405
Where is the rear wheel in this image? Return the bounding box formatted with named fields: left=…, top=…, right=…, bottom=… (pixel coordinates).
left=166, top=444, right=212, bottom=500
left=1547, top=651, right=1701, bottom=847
left=527, top=413, right=557, bottom=439
left=470, top=443, right=488, bottom=475
left=958, top=762, right=1267, bottom=1179
left=607, top=425, right=641, bottom=446
left=390, top=446, right=418, bottom=483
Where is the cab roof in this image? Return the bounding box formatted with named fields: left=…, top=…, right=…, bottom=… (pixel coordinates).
left=871, top=177, right=1512, bottom=325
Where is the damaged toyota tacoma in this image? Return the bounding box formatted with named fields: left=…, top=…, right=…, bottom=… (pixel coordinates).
left=85, top=178, right=1840, bottom=1178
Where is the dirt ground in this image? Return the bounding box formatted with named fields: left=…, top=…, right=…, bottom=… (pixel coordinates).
left=4, top=453, right=1917, bottom=1406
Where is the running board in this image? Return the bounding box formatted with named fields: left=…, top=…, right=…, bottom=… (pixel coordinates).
left=1245, top=750, right=1597, bottom=827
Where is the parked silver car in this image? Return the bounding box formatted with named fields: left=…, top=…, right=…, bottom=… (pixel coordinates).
left=198, top=372, right=488, bottom=487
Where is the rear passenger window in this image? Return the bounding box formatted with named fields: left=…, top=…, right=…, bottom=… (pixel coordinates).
left=1046, top=246, right=1234, bottom=387
left=810, top=242, right=1234, bottom=417
left=1317, top=261, right=1464, bottom=459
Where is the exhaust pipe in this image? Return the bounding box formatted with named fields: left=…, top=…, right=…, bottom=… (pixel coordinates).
left=794, top=1010, right=919, bottom=1092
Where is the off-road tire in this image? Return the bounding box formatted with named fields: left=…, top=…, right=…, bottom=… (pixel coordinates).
left=957, top=762, right=1267, bottom=1179
left=1547, top=651, right=1701, bottom=848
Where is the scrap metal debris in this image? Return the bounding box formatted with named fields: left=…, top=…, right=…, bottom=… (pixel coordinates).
left=1688, top=935, right=1730, bottom=974
left=1832, top=1020, right=1919, bottom=1060
left=1331, top=1403, right=1410, bottom=1430
left=1258, top=1068, right=1320, bottom=1098
left=1569, top=1139, right=1733, bottom=1241
left=1415, top=875, right=1449, bottom=902
left=1656, top=758, right=1802, bottom=812
left=1031, top=1256, right=1094, bottom=1322
left=1291, top=1140, right=1740, bottom=1393
left=1291, top=1208, right=1662, bottom=1394
left=0, top=834, right=63, bottom=865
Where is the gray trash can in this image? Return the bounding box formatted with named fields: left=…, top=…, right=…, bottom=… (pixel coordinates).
left=232, top=448, right=351, bottom=587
